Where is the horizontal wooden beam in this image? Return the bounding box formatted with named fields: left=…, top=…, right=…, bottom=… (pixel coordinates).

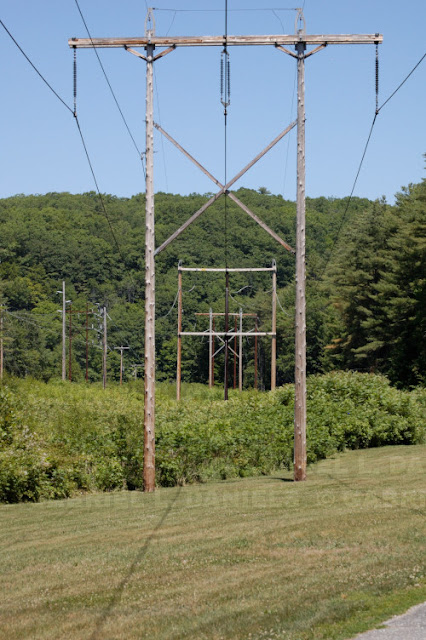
left=179, top=267, right=276, bottom=272
left=69, top=34, right=383, bottom=49
left=180, top=332, right=276, bottom=337
left=195, top=313, right=258, bottom=317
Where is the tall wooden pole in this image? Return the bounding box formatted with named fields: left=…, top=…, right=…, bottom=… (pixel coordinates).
left=62, top=281, right=66, bottom=381
left=294, top=40, right=307, bottom=481
left=271, top=263, right=277, bottom=391
left=144, top=42, right=156, bottom=492
left=176, top=268, right=182, bottom=400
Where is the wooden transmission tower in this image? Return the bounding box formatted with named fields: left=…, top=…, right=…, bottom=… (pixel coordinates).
left=69, top=8, right=382, bottom=491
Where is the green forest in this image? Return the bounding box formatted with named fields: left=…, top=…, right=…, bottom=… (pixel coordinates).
left=0, top=176, right=425, bottom=389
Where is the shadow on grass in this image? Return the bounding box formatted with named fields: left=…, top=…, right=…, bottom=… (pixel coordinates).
left=325, top=472, right=426, bottom=518
left=89, top=486, right=182, bottom=640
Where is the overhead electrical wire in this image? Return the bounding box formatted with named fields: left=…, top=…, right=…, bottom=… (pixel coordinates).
left=73, top=0, right=145, bottom=175
left=0, top=19, right=74, bottom=115
left=321, top=48, right=425, bottom=277
left=1, top=17, right=133, bottom=277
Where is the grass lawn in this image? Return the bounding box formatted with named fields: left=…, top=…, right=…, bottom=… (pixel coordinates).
left=0, top=445, right=425, bottom=640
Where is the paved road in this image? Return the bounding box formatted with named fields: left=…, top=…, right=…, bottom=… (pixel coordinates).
left=351, top=602, right=426, bottom=640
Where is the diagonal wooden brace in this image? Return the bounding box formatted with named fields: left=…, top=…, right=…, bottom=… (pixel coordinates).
left=154, top=121, right=296, bottom=255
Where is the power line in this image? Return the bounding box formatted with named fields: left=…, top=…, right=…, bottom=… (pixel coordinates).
left=377, top=51, right=425, bottom=113
left=1, top=16, right=131, bottom=272
left=320, top=50, right=425, bottom=277
left=0, top=19, right=74, bottom=115
left=73, top=0, right=145, bottom=176
left=73, top=116, right=129, bottom=265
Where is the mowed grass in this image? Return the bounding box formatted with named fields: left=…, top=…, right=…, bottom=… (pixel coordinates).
left=0, top=445, right=425, bottom=640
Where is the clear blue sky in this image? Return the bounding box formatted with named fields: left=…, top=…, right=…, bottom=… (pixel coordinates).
left=1, top=0, right=425, bottom=203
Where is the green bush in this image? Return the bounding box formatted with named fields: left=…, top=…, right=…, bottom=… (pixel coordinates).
left=0, top=372, right=424, bottom=502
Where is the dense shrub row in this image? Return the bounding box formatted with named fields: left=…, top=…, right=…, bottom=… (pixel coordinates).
left=0, top=372, right=424, bottom=502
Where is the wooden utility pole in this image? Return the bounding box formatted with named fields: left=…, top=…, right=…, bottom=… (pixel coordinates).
left=224, top=271, right=230, bottom=400
left=102, top=306, right=107, bottom=389
left=62, top=281, right=66, bottom=381
left=85, top=302, right=89, bottom=382
left=209, top=308, right=213, bottom=388
left=143, top=29, right=156, bottom=491
left=239, top=308, right=243, bottom=392
left=68, top=304, right=72, bottom=382
left=70, top=8, right=382, bottom=489
left=271, top=263, right=277, bottom=391
left=233, top=316, right=237, bottom=389
left=0, top=306, right=4, bottom=380
left=254, top=316, right=258, bottom=391
left=115, top=346, right=130, bottom=385
left=294, top=39, right=307, bottom=480
left=176, top=267, right=182, bottom=401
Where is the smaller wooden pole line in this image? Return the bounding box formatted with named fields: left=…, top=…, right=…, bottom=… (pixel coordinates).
left=254, top=316, right=258, bottom=390
left=177, top=263, right=277, bottom=397
left=233, top=316, right=237, bottom=389
left=180, top=267, right=276, bottom=272
left=62, top=281, right=66, bottom=381
left=176, top=268, right=183, bottom=401
left=102, top=306, right=107, bottom=390
left=68, top=304, right=72, bottom=382
left=114, top=346, right=130, bottom=385
left=0, top=306, right=4, bottom=381
left=239, top=309, right=243, bottom=392
left=179, top=331, right=275, bottom=337
left=64, top=306, right=96, bottom=383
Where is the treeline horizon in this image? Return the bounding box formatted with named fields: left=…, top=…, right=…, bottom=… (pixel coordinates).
left=0, top=177, right=424, bottom=388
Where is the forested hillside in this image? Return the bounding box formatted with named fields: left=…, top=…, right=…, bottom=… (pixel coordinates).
left=0, top=179, right=424, bottom=388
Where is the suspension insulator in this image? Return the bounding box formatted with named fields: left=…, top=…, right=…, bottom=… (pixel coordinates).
left=220, top=49, right=231, bottom=109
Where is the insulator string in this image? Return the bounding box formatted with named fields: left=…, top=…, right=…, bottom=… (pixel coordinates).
left=73, top=47, right=77, bottom=117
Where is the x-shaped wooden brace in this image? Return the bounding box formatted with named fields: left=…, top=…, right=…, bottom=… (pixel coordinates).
left=154, top=122, right=296, bottom=256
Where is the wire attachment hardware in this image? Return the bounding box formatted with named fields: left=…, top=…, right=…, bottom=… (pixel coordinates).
left=73, top=46, right=77, bottom=118
left=375, top=42, right=379, bottom=114
left=295, top=8, right=306, bottom=35
left=145, top=7, right=156, bottom=38
left=220, top=49, right=231, bottom=113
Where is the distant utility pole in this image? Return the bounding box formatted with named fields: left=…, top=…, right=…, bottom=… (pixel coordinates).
left=0, top=305, right=4, bottom=380
left=114, top=346, right=130, bottom=385
left=132, top=364, right=144, bottom=380
left=70, top=8, right=382, bottom=488
left=68, top=303, right=73, bottom=381
left=103, top=306, right=107, bottom=389
left=62, top=281, right=66, bottom=381
left=56, top=282, right=70, bottom=381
